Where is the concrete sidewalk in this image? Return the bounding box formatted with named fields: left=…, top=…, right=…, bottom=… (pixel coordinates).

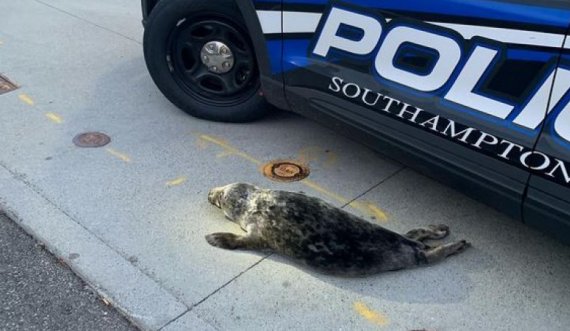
left=1, top=1, right=569, bottom=330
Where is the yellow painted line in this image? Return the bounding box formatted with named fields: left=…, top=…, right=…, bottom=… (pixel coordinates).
left=302, top=180, right=388, bottom=222
left=45, top=112, right=63, bottom=124
left=105, top=148, right=131, bottom=163
left=353, top=301, right=390, bottom=326
left=196, top=133, right=389, bottom=221
left=365, top=203, right=388, bottom=223
left=216, top=150, right=235, bottom=158
left=18, top=93, right=34, bottom=106
left=301, top=179, right=351, bottom=205
left=199, top=134, right=262, bottom=165
left=166, top=176, right=187, bottom=187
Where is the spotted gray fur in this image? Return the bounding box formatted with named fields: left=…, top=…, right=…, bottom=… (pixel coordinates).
left=206, top=183, right=470, bottom=276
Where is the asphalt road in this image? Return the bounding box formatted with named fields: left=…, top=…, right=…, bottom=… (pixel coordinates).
left=0, top=213, right=137, bottom=331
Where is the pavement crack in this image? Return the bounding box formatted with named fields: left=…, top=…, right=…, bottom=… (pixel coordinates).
left=33, top=0, right=141, bottom=44
left=191, top=254, right=270, bottom=309
left=157, top=308, right=191, bottom=331
left=341, top=166, right=406, bottom=209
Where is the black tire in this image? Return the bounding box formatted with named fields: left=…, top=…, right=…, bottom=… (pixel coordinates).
left=143, top=0, right=269, bottom=122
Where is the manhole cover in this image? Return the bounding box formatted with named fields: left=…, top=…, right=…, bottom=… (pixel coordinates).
left=73, top=132, right=111, bottom=148
left=262, top=160, right=310, bottom=182
left=0, top=74, right=18, bottom=95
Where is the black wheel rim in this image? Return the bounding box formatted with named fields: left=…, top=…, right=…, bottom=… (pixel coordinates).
left=166, top=17, right=259, bottom=105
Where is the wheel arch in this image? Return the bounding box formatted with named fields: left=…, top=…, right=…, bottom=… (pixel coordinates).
left=141, top=0, right=160, bottom=25
left=142, top=0, right=288, bottom=109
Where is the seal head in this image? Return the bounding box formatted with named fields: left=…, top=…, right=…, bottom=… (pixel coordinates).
left=208, top=183, right=258, bottom=222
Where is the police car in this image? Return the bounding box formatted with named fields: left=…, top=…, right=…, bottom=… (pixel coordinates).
left=141, top=0, right=570, bottom=244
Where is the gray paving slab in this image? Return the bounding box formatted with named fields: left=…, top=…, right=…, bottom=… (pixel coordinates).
left=0, top=213, right=137, bottom=331
left=37, top=0, right=144, bottom=43
left=193, top=169, right=570, bottom=331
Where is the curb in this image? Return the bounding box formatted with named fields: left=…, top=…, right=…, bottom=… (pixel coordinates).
left=0, top=163, right=192, bottom=330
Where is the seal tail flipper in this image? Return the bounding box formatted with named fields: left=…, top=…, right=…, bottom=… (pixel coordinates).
left=420, top=240, right=471, bottom=264
left=405, top=224, right=450, bottom=242
left=205, top=232, right=266, bottom=250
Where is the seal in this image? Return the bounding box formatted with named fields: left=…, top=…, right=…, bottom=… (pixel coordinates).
left=206, top=183, right=470, bottom=276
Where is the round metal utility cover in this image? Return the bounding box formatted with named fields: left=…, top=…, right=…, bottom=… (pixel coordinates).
left=262, top=160, right=310, bottom=182
left=73, top=132, right=111, bottom=148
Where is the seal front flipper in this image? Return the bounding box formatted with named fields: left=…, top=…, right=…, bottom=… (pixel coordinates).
left=205, top=233, right=267, bottom=250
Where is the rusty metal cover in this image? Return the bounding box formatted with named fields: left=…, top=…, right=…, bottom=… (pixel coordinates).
left=262, top=160, right=310, bottom=182
left=73, top=132, right=111, bottom=148
left=0, top=74, right=18, bottom=95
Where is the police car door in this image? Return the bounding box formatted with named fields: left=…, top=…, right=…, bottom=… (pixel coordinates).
left=524, top=31, right=570, bottom=242
left=278, top=0, right=570, bottom=219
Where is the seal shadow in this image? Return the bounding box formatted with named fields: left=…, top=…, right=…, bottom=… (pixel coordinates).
left=263, top=244, right=495, bottom=304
